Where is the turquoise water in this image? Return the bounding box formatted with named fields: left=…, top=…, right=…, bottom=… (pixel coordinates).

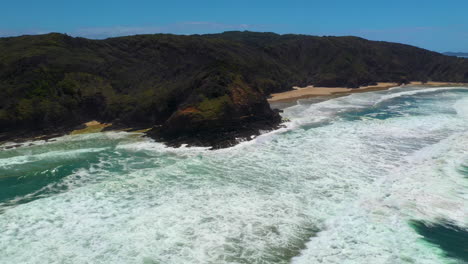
left=1, top=86, right=467, bottom=263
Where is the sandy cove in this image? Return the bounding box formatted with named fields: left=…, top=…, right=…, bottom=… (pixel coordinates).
left=267, top=81, right=468, bottom=103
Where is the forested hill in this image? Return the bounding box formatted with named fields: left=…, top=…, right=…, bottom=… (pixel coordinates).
left=1, top=31, right=468, bottom=147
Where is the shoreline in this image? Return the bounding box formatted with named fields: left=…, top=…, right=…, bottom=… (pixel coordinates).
left=0, top=121, right=153, bottom=149
left=70, top=120, right=112, bottom=135
left=267, top=81, right=468, bottom=103
left=2, top=81, right=467, bottom=150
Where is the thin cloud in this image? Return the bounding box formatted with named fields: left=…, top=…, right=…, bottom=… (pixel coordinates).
left=0, top=28, right=50, bottom=37
left=0, top=22, right=266, bottom=39
left=72, top=22, right=260, bottom=39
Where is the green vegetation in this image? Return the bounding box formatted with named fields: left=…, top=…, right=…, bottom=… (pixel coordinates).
left=196, top=95, right=232, bottom=120
left=1, top=31, right=467, bottom=143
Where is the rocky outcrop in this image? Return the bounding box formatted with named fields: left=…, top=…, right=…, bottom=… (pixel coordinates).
left=148, top=75, right=282, bottom=148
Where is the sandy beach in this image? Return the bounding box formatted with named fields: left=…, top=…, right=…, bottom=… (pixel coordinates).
left=267, top=81, right=468, bottom=103
left=70, top=120, right=112, bottom=135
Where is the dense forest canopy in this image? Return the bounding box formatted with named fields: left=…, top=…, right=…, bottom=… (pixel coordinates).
left=1, top=31, right=467, bottom=146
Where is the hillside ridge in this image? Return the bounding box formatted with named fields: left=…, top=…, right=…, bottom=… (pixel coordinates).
left=1, top=31, right=468, bottom=148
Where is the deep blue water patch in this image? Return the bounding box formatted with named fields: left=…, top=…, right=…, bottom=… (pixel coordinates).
left=0, top=155, right=99, bottom=206
left=410, top=220, right=468, bottom=262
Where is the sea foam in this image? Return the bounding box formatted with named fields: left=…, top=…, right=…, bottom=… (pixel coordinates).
left=0, top=86, right=467, bottom=263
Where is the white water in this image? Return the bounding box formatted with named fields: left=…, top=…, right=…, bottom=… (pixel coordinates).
left=0, top=86, right=467, bottom=263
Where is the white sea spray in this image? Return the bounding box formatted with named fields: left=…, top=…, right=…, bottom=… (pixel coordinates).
left=0, top=86, right=467, bottom=264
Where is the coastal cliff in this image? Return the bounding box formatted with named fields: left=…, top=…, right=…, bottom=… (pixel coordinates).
left=1, top=31, right=468, bottom=147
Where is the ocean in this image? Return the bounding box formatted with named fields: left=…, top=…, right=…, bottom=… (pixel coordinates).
left=1, top=86, right=467, bottom=264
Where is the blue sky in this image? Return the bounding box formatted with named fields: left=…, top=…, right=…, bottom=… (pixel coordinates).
left=1, top=0, right=467, bottom=52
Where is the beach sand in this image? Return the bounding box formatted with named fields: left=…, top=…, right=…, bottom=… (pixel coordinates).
left=267, top=81, right=468, bottom=103
left=70, top=121, right=152, bottom=135
left=70, top=120, right=112, bottom=135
